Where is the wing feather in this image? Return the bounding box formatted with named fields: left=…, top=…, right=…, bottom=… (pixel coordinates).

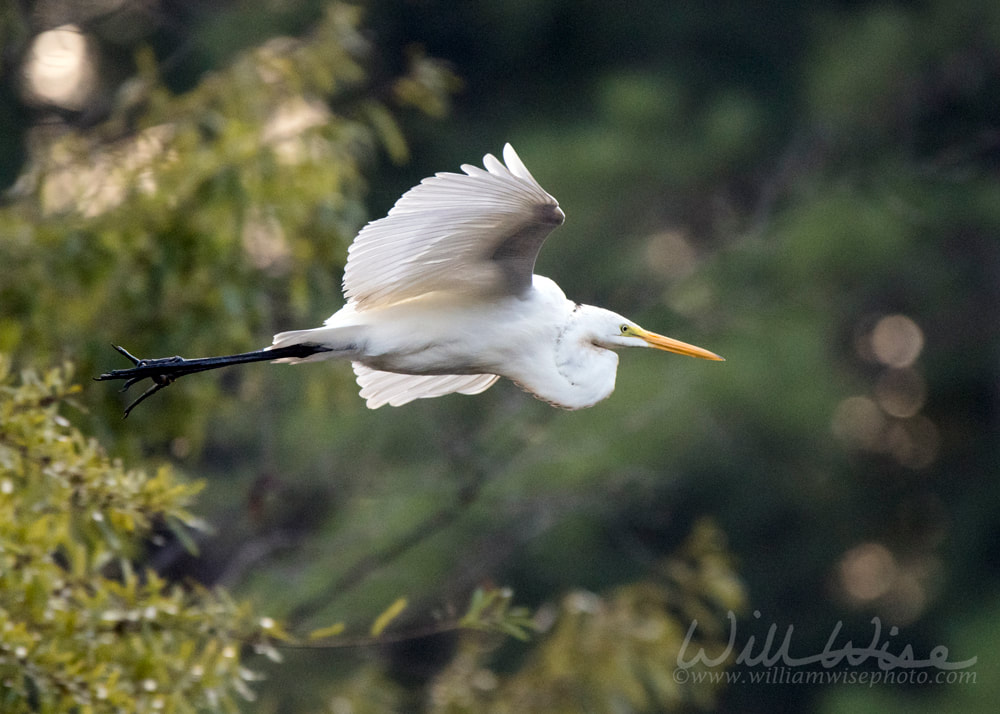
left=343, top=144, right=564, bottom=309
left=352, top=364, right=500, bottom=408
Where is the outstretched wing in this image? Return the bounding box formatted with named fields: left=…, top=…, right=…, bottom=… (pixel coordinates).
left=352, top=363, right=500, bottom=408
left=343, top=144, right=564, bottom=309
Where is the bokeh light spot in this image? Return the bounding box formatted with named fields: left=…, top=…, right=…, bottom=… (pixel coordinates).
left=831, top=395, right=885, bottom=448
left=23, top=25, right=97, bottom=110
left=870, top=314, right=924, bottom=367
left=839, top=542, right=896, bottom=602
left=644, top=230, right=697, bottom=281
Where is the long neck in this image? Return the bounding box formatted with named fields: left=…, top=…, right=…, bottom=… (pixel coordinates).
left=530, top=304, right=619, bottom=410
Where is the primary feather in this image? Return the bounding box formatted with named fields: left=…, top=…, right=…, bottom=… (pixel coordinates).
left=352, top=366, right=499, bottom=408
left=342, top=143, right=564, bottom=308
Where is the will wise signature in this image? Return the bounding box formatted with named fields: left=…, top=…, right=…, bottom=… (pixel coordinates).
left=677, top=610, right=977, bottom=671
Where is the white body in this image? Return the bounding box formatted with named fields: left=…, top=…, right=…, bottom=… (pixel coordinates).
left=274, top=275, right=628, bottom=409
left=270, top=145, right=721, bottom=409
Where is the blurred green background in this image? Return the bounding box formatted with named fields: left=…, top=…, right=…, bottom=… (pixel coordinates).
left=1, top=0, right=998, bottom=711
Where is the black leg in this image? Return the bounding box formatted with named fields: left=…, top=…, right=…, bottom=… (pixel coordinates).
left=95, top=343, right=331, bottom=417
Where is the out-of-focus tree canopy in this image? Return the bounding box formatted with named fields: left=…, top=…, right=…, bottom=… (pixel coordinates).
left=0, top=361, right=275, bottom=713
left=1, top=0, right=998, bottom=712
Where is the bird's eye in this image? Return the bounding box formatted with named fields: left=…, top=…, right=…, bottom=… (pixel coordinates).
left=620, top=324, right=630, bottom=334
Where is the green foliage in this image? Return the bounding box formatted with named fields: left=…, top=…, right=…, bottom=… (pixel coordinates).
left=0, top=2, right=459, bottom=455
left=459, top=587, right=536, bottom=642
left=299, top=586, right=535, bottom=648
left=425, top=520, right=743, bottom=713
left=0, top=358, right=274, bottom=713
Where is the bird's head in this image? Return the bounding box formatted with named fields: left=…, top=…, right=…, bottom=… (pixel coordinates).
left=586, top=307, right=724, bottom=361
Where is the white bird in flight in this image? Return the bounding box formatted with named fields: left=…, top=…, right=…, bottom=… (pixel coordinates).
left=98, top=144, right=723, bottom=415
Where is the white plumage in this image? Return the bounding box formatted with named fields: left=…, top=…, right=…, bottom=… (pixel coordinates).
left=99, top=144, right=722, bottom=414
left=352, top=366, right=499, bottom=409
left=270, top=144, right=723, bottom=409
left=342, top=144, right=561, bottom=308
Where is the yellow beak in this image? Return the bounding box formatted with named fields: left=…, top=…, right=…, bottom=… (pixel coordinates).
left=635, top=327, right=725, bottom=361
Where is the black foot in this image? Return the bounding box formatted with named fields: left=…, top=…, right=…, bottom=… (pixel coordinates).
left=95, top=345, right=195, bottom=417
left=96, top=342, right=331, bottom=417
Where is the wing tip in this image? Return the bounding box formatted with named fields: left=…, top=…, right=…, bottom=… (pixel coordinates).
left=538, top=202, right=565, bottom=225
left=501, top=143, right=533, bottom=182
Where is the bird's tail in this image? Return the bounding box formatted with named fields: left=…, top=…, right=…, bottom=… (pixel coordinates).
left=268, top=325, right=365, bottom=363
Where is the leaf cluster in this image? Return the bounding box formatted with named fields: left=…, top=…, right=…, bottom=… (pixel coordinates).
left=422, top=520, right=744, bottom=714
left=0, top=2, right=459, bottom=454
left=0, top=359, right=274, bottom=713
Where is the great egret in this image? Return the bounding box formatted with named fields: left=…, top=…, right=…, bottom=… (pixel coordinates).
left=98, top=144, right=723, bottom=416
